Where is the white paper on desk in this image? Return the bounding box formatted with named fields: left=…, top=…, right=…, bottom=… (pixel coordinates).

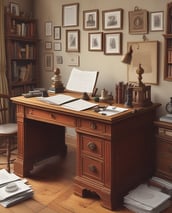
left=62, top=99, right=98, bottom=111
left=37, top=94, right=77, bottom=105
left=66, top=68, right=98, bottom=94
left=98, top=107, right=128, bottom=116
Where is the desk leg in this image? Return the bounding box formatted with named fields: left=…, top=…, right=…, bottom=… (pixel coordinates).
left=14, top=115, right=66, bottom=177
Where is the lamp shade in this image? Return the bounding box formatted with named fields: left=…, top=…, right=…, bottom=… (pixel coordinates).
left=121, top=46, right=133, bottom=64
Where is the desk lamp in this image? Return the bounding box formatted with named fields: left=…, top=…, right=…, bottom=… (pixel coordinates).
left=121, top=46, right=152, bottom=107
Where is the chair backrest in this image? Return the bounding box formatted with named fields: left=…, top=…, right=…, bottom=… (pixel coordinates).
left=0, top=94, right=11, bottom=124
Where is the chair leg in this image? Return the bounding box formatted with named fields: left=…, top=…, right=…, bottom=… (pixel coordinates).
left=6, top=138, right=11, bottom=173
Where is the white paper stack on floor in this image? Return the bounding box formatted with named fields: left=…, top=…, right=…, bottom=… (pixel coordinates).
left=124, top=184, right=171, bottom=213
left=0, top=169, right=33, bottom=207
left=149, top=176, right=172, bottom=197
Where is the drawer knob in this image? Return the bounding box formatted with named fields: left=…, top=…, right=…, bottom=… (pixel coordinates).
left=90, top=122, right=97, bottom=130
left=51, top=113, right=57, bottom=119
left=87, top=142, right=97, bottom=151
left=88, top=165, right=97, bottom=173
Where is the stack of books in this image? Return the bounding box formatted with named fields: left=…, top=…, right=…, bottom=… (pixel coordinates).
left=0, top=169, right=33, bottom=207
left=124, top=183, right=171, bottom=213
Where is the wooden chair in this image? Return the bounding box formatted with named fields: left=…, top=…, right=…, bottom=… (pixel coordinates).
left=0, top=93, right=17, bottom=172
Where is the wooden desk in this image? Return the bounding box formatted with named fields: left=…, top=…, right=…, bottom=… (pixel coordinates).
left=11, top=94, right=159, bottom=210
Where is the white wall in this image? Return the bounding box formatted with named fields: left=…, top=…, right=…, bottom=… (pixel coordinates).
left=33, top=0, right=172, bottom=116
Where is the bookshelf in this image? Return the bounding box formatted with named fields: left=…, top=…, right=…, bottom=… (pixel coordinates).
left=164, top=2, right=172, bottom=81
left=4, top=10, right=39, bottom=96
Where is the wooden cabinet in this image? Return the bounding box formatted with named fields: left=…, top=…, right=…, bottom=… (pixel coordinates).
left=4, top=11, right=39, bottom=96
left=154, top=121, right=172, bottom=181
left=164, top=2, right=172, bottom=81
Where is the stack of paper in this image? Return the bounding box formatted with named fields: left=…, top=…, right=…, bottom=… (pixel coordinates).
left=124, top=184, right=170, bottom=213
left=0, top=169, right=33, bottom=207
left=149, top=176, right=172, bottom=197
left=38, top=94, right=98, bottom=111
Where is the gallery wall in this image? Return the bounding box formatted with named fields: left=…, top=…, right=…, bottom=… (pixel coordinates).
left=4, top=0, right=172, bottom=117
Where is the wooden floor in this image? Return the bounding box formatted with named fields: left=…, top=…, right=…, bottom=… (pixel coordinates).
left=0, top=137, right=172, bottom=213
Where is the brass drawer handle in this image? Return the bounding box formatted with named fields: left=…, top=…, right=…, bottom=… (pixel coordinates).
left=90, top=122, right=97, bottom=130
left=88, top=165, right=97, bottom=173
left=87, top=142, right=97, bottom=151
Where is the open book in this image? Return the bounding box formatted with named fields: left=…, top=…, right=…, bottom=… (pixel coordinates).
left=66, top=67, right=99, bottom=95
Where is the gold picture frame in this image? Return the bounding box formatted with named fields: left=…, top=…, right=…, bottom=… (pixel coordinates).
left=128, top=9, right=148, bottom=34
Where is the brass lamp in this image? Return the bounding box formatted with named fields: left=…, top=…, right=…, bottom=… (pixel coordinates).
left=121, top=47, right=152, bottom=107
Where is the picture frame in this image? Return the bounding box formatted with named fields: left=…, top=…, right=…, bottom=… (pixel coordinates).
left=102, top=9, right=123, bottom=30
left=150, top=11, right=164, bottom=32
left=66, top=30, right=80, bottom=52
left=68, top=55, right=80, bottom=66
left=62, top=3, right=79, bottom=27
left=83, top=9, right=99, bottom=30
left=45, top=41, right=52, bottom=50
left=45, top=21, right=52, bottom=36
left=128, top=9, right=148, bottom=34
left=44, top=53, right=53, bottom=71
left=104, top=32, right=122, bottom=55
left=88, top=32, right=103, bottom=51
left=127, top=41, right=159, bottom=84
left=54, top=26, right=61, bottom=40
left=54, top=42, right=62, bottom=51
left=10, top=2, right=20, bottom=16
left=56, top=56, right=63, bottom=64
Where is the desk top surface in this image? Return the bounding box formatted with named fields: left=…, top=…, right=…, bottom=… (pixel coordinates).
left=11, top=92, right=160, bottom=123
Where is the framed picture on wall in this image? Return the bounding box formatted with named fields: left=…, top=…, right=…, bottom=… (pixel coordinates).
left=45, top=41, right=52, bottom=50
left=66, top=30, right=80, bottom=52
left=104, top=32, right=122, bottom=55
left=62, top=3, right=79, bottom=27
left=44, top=53, right=53, bottom=71
left=54, top=26, right=61, bottom=40
left=128, top=8, right=148, bottom=34
left=54, top=42, right=62, bottom=51
left=88, top=32, right=103, bottom=51
left=102, top=9, right=123, bottom=30
left=45, top=21, right=52, bottom=36
left=150, top=11, right=164, bottom=32
left=83, top=9, right=99, bottom=30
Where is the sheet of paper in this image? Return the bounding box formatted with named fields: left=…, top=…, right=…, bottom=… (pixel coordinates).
left=37, top=94, right=77, bottom=105
left=66, top=67, right=98, bottom=94
left=98, top=106, right=128, bottom=116
left=0, top=169, right=20, bottom=187
left=62, top=99, right=98, bottom=111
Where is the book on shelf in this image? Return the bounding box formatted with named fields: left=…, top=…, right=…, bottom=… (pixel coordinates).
left=159, top=114, right=172, bottom=123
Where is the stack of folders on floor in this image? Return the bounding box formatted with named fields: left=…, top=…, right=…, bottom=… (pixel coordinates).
left=124, top=182, right=171, bottom=213
left=0, top=169, right=33, bottom=207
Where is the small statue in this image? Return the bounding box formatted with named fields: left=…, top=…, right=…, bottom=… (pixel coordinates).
left=49, top=68, right=65, bottom=93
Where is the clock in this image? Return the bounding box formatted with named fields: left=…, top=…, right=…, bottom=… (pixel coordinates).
left=166, top=97, right=172, bottom=114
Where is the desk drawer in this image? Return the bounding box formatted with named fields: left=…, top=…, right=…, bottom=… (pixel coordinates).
left=156, top=157, right=172, bottom=179
left=156, top=138, right=172, bottom=159
left=26, top=108, right=76, bottom=127
left=78, top=119, right=110, bottom=135
left=80, top=134, right=104, bottom=158
left=81, top=156, right=104, bottom=182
